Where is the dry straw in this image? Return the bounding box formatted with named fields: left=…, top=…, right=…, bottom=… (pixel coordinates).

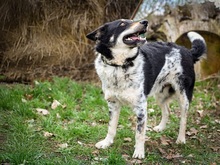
left=0, top=0, right=139, bottom=82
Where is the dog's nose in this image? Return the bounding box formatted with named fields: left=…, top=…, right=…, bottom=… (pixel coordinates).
left=139, top=20, right=148, bottom=26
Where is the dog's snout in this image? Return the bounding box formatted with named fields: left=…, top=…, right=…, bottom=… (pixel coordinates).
left=139, top=20, right=148, bottom=26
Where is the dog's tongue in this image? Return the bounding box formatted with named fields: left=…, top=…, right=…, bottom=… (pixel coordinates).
left=130, top=36, right=140, bottom=40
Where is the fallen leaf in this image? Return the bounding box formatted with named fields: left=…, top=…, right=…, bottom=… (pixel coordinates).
left=186, top=127, right=198, bottom=136
left=22, top=98, right=27, bottom=103
left=211, top=147, right=220, bottom=152
left=91, top=122, right=97, bottom=126
left=77, top=141, right=83, bottom=146
left=131, top=159, right=143, bottom=164
left=43, top=131, right=54, bottom=138
left=94, top=157, right=107, bottom=161
left=36, top=108, right=50, bottom=115
left=148, top=108, right=155, bottom=113
left=62, top=104, right=67, bottom=109
left=58, top=143, right=68, bottom=149
left=124, top=137, right=132, bottom=142
left=56, top=113, right=61, bottom=119
left=122, top=154, right=130, bottom=160
left=26, top=119, right=35, bottom=128
left=25, top=94, right=33, bottom=100
left=172, top=153, right=182, bottom=159
left=210, top=162, right=217, bottom=165
left=51, top=100, right=61, bottom=109
left=118, top=125, right=124, bottom=129
left=158, top=148, right=166, bottom=155
left=189, top=135, right=197, bottom=139
left=160, top=136, right=170, bottom=145
left=197, top=110, right=204, bottom=117
left=92, top=150, right=99, bottom=155
left=34, top=80, right=40, bottom=85
left=146, top=126, right=153, bottom=131
left=187, top=154, right=194, bottom=158
left=200, top=125, right=208, bottom=129
left=215, top=119, right=220, bottom=124
left=145, top=136, right=151, bottom=141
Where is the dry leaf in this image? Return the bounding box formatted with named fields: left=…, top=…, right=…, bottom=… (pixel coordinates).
left=77, top=141, right=83, bottom=146
left=36, top=108, right=50, bottom=115
left=51, top=100, right=61, bottom=109
left=148, top=108, right=155, bottom=113
left=189, top=135, right=197, bottom=139
left=145, top=136, right=151, bottom=141
left=94, top=157, right=107, bottom=161
left=197, top=110, right=204, bottom=117
left=25, top=94, right=33, bottom=100
left=211, top=147, right=220, bottom=152
left=131, top=159, right=143, bottom=164
left=22, top=98, right=27, bottom=103
left=124, top=137, right=132, bottom=142
left=92, top=150, right=99, bottom=155
left=91, top=122, right=97, bottom=126
left=172, top=153, right=182, bottom=159
left=122, top=154, right=130, bottom=160
left=58, top=143, right=68, bottom=149
left=160, top=136, right=170, bottom=145
left=118, top=125, right=124, bottom=129
left=43, top=131, right=54, bottom=138
left=210, top=163, right=217, bottom=165
left=187, top=154, right=194, bottom=158
left=62, top=104, right=67, bottom=109
left=200, top=125, right=208, bottom=129
left=186, top=127, right=198, bottom=136
left=215, top=119, right=220, bottom=124
left=158, top=148, right=166, bottom=155
left=56, top=113, right=61, bottom=119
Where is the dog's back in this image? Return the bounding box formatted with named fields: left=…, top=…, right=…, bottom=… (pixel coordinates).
left=141, top=33, right=206, bottom=101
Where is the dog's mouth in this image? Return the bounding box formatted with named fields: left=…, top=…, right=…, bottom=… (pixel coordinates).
left=123, top=29, right=146, bottom=46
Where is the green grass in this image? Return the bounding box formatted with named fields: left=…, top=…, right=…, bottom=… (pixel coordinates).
left=0, top=77, right=219, bottom=164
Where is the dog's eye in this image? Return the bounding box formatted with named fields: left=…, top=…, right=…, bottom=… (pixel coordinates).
left=120, top=22, right=126, bottom=26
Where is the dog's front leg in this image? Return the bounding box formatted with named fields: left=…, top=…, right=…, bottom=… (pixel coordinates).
left=133, top=101, right=147, bottom=159
left=95, top=101, right=121, bottom=149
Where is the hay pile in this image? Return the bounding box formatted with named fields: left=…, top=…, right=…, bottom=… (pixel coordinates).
left=0, top=0, right=139, bottom=82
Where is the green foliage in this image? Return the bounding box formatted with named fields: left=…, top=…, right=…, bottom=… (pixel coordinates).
left=0, top=77, right=219, bottom=164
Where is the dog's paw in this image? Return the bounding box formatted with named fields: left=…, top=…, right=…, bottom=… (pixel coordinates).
left=132, top=148, right=145, bottom=159
left=176, top=137, right=186, bottom=144
left=153, top=125, right=165, bottom=132
left=95, top=139, right=112, bottom=149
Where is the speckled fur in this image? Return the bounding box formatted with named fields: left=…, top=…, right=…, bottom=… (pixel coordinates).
left=86, top=19, right=206, bottom=159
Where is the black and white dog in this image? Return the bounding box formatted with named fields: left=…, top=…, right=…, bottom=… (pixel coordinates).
left=86, top=19, right=206, bottom=159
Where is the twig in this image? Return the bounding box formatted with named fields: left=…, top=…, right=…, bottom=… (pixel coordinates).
left=130, top=0, right=143, bottom=20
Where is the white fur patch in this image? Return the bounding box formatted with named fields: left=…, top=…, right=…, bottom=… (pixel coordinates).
left=95, top=54, right=145, bottom=106
left=110, top=35, right=114, bottom=42
left=149, top=48, right=183, bottom=96
left=187, top=32, right=205, bottom=43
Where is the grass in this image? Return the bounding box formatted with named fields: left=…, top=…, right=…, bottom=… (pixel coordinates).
left=0, top=76, right=220, bottom=164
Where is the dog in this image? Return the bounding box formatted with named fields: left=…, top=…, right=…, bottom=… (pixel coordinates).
left=86, top=19, right=206, bottom=159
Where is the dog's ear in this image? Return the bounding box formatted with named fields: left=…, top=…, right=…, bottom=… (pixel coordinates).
left=86, top=25, right=107, bottom=41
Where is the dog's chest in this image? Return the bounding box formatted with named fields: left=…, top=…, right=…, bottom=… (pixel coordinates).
left=95, top=55, right=145, bottom=105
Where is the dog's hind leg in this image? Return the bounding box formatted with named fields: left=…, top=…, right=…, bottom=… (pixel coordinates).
left=153, top=101, right=170, bottom=132
left=95, top=101, right=121, bottom=149
left=132, top=100, right=147, bottom=159
left=153, top=86, right=173, bottom=132
left=176, top=91, right=189, bottom=144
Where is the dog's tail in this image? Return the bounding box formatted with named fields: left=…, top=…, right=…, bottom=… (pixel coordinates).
left=187, top=32, right=207, bottom=63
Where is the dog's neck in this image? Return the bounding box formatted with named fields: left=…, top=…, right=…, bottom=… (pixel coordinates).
left=100, top=46, right=139, bottom=69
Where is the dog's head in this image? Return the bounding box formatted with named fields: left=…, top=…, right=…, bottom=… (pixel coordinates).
left=86, top=19, right=148, bottom=61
